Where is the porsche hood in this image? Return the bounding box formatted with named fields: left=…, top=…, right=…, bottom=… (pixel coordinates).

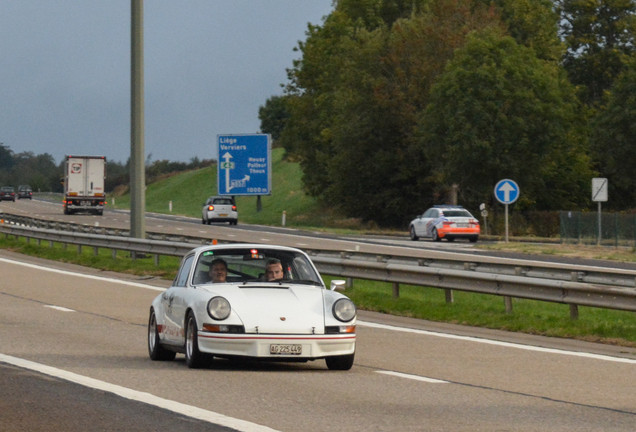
left=204, top=284, right=326, bottom=334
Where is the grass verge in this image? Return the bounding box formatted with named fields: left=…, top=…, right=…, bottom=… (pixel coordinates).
left=3, top=234, right=636, bottom=348
left=476, top=241, right=636, bottom=263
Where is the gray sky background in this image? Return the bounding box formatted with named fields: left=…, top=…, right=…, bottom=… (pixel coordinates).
left=0, top=1, right=333, bottom=164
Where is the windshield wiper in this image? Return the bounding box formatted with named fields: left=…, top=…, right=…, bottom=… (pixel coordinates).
left=240, top=279, right=322, bottom=287
left=286, top=279, right=323, bottom=286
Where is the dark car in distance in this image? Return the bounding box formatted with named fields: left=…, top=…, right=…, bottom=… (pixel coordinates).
left=0, top=186, right=16, bottom=202
left=18, top=185, right=33, bottom=199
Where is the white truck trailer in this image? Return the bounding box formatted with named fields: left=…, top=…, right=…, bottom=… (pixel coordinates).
left=63, top=155, right=106, bottom=215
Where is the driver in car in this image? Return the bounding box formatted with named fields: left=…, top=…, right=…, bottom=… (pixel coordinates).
left=265, top=258, right=284, bottom=281
left=209, top=258, right=228, bottom=283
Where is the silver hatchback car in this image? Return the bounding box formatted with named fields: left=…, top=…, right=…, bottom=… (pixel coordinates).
left=202, top=196, right=238, bottom=225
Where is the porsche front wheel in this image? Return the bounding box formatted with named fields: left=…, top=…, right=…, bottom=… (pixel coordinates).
left=148, top=309, right=176, bottom=361
left=185, top=312, right=208, bottom=368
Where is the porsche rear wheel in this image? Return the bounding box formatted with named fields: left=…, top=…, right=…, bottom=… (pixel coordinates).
left=432, top=228, right=441, bottom=242
left=148, top=309, right=176, bottom=361
left=325, top=352, right=355, bottom=371
left=185, top=312, right=208, bottom=368
left=409, top=226, right=418, bottom=241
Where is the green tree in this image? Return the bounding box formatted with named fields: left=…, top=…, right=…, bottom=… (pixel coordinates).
left=420, top=28, right=593, bottom=211
left=279, top=9, right=358, bottom=197
left=557, top=0, right=636, bottom=106
left=591, top=56, right=636, bottom=208
left=258, top=95, right=290, bottom=145
left=322, top=1, right=500, bottom=225
left=335, top=0, right=428, bottom=28
left=479, top=0, right=563, bottom=61
left=8, top=152, right=60, bottom=191
left=0, top=143, right=14, bottom=170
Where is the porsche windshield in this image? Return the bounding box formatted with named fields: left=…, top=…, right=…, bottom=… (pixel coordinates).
left=192, top=248, right=323, bottom=286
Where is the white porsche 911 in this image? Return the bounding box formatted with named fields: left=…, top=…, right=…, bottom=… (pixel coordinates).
left=148, top=244, right=357, bottom=370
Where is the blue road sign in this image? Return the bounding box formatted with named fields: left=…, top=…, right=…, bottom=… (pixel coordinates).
left=494, top=179, right=520, bottom=204
left=217, top=134, right=271, bottom=196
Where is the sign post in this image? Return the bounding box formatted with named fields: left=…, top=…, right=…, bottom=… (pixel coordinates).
left=217, top=134, right=272, bottom=211
left=479, top=203, right=488, bottom=236
left=494, top=179, right=520, bottom=243
left=592, top=178, right=608, bottom=246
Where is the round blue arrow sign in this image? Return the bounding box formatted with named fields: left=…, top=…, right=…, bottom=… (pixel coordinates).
left=494, top=179, right=519, bottom=204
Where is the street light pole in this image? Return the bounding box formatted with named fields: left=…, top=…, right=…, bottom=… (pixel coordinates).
left=130, top=0, right=145, bottom=239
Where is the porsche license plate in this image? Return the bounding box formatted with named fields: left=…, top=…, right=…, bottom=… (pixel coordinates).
left=270, top=344, right=302, bottom=355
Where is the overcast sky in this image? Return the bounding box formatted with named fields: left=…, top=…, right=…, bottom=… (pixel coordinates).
left=0, top=1, right=333, bottom=164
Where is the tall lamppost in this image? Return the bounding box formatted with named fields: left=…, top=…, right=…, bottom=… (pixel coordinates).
left=130, top=0, right=145, bottom=240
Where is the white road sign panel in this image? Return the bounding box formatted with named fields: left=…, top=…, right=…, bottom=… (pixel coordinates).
left=592, top=178, right=608, bottom=202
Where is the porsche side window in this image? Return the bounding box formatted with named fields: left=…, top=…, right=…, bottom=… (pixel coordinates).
left=175, top=255, right=195, bottom=287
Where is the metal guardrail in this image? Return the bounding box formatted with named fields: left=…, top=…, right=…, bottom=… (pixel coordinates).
left=3, top=217, right=636, bottom=316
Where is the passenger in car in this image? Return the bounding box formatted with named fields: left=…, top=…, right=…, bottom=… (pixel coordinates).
left=209, top=258, right=228, bottom=283
left=265, top=258, right=284, bottom=281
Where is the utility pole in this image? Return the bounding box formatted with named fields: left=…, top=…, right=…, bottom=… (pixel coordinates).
left=130, top=0, right=146, bottom=239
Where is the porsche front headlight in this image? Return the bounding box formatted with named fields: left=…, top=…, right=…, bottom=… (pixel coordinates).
left=207, top=296, right=231, bottom=320
left=332, top=298, right=356, bottom=322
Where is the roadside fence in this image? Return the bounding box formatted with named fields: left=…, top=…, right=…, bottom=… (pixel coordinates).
left=3, top=213, right=636, bottom=320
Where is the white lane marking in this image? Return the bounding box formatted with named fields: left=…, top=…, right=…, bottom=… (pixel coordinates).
left=0, top=354, right=279, bottom=432
left=260, top=238, right=271, bottom=242
left=296, top=243, right=308, bottom=246
left=0, top=258, right=165, bottom=292
left=44, top=305, right=75, bottom=312
left=227, top=234, right=236, bottom=237
left=156, top=225, right=163, bottom=227
left=176, top=228, right=183, bottom=231
left=377, top=371, right=448, bottom=384
left=358, top=321, right=636, bottom=364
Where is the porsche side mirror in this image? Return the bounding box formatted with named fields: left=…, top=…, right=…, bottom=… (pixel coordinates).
left=330, top=280, right=346, bottom=291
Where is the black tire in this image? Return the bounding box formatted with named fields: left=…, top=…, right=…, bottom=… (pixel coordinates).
left=446, top=237, right=455, bottom=242
left=409, top=226, right=419, bottom=241
left=232, top=220, right=238, bottom=226
left=185, top=312, right=208, bottom=368
left=469, top=236, right=478, bottom=243
left=326, top=352, right=355, bottom=371
left=432, top=228, right=441, bottom=242
left=201, top=218, right=206, bottom=225
left=148, top=309, right=176, bottom=361
left=206, top=219, right=212, bottom=225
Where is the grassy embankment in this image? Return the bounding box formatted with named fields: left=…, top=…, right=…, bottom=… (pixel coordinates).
left=110, top=148, right=368, bottom=231
left=3, top=148, right=636, bottom=347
